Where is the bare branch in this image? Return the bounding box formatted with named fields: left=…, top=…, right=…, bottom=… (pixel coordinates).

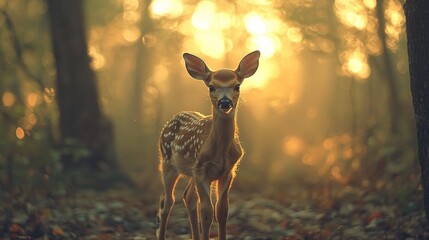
left=0, top=7, right=45, bottom=91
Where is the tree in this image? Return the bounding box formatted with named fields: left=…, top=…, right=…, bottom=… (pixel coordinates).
left=46, top=0, right=117, bottom=173
left=404, top=0, right=429, bottom=222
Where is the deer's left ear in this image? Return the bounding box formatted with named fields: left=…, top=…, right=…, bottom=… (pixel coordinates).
left=236, top=50, right=260, bottom=80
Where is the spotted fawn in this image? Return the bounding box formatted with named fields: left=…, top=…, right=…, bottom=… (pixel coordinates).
left=157, top=51, right=260, bottom=240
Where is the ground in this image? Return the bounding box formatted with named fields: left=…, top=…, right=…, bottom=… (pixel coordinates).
left=1, top=181, right=428, bottom=240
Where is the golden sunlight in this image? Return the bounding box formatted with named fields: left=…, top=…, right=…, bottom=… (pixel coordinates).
left=123, top=0, right=139, bottom=11
left=150, top=0, right=183, bottom=19
left=242, top=59, right=279, bottom=90
left=26, top=93, right=38, bottom=107
left=122, top=26, right=141, bottom=43
left=194, top=31, right=225, bottom=59
left=384, top=1, right=405, bottom=51
left=363, top=0, right=376, bottom=9
left=16, top=127, right=25, bottom=140
left=246, top=35, right=280, bottom=58
left=335, top=0, right=369, bottom=30
left=2, top=91, right=15, bottom=107
left=244, top=12, right=268, bottom=35
left=286, top=27, right=303, bottom=43
left=191, top=1, right=216, bottom=30
left=344, top=51, right=370, bottom=80
left=89, top=45, right=106, bottom=70
left=283, top=136, right=304, bottom=157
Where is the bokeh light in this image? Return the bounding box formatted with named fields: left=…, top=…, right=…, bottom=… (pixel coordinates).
left=16, top=127, right=25, bottom=140
left=150, top=0, right=183, bottom=19
left=2, top=91, right=15, bottom=107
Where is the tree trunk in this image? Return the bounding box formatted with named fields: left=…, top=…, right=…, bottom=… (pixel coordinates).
left=404, top=0, right=429, bottom=223
left=376, top=0, right=400, bottom=135
left=47, top=0, right=117, bottom=171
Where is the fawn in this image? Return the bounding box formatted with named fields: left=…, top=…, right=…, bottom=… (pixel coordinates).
left=157, top=51, right=260, bottom=240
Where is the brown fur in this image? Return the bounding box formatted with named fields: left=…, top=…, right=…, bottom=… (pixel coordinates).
left=157, top=51, right=260, bottom=240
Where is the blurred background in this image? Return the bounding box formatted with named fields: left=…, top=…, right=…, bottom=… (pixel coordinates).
left=0, top=0, right=417, bottom=202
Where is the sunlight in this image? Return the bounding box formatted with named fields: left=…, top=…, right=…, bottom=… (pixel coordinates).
left=122, top=26, right=141, bottom=43
left=363, top=0, right=376, bottom=9
left=123, top=0, right=139, bottom=11
left=286, top=27, right=303, bottom=43
left=347, top=56, right=363, bottom=74
left=335, top=0, right=369, bottom=30
left=194, top=31, right=225, bottom=59
left=2, top=91, right=15, bottom=107
left=191, top=1, right=216, bottom=30
left=385, top=1, right=405, bottom=51
left=344, top=51, right=370, bottom=80
left=16, top=127, right=25, bottom=140
left=246, top=35, right=279, bottom=58
left=388, top=10, right=404, bottom=27
left=242, top=59, right=279, bottom=90
left=89, top=46, right=106, bottom=70
left=26, top=93, right=38, bottom=107
left=150, top=64, right=170, bottom=94
left=244, top=12, right=268, bottom=35
left=123, top=10, right=140, bottom=24
left=218, top=12, right=236, bottom=30
left=150, top=0, right=183, bottom=19
left=283, top=136, right=304, bottom=157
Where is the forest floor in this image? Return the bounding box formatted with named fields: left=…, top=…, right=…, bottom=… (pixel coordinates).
left=1, top=182, right=428, bottom=240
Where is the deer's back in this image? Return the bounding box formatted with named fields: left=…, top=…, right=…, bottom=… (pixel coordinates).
left=159, top=111, right=211, bottom=176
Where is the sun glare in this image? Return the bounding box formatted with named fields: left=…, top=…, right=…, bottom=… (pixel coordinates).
left=335, top=0, right=369, bottom=30
left=244, top=12, right=268, bottom=35
left=150, top=0, right=183, bottom=19
left=345, top=51, right=370, bottom=80
left=191, top=1, right=216, bottom=30
left=247, top=35, right=279, bottom=58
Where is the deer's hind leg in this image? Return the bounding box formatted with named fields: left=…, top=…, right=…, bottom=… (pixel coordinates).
left=183, top=179, right=200, bottom=240
left=157, top=163, right=179, bottom=240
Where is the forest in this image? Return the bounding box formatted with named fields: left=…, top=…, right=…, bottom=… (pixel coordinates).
left=1, top=0, right=429, bottom=239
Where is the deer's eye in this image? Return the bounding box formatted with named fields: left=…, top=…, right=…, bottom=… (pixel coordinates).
left=234, top=85, right=240, bottom=92
left=209, top=85, right=215, bottom=93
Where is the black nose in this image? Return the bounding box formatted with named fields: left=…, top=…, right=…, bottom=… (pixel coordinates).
left=218, top=98, right=233, bottom=110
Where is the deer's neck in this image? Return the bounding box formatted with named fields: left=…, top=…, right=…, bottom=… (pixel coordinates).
left=208, top=108, right=237, bottom=151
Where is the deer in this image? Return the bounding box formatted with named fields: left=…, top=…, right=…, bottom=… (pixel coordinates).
left=156, top=50, right=260, bottom=240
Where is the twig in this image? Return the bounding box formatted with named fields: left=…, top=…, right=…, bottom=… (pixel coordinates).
left=0, top=7, right=45, bottom=91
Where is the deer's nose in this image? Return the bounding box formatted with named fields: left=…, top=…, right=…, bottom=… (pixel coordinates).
left=218, top=98, right=233, bottom=111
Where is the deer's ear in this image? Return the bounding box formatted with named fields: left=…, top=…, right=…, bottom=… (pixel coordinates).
left=183, top=53, right=211, bottom=81
left=236, top=50, right=260, bottom=80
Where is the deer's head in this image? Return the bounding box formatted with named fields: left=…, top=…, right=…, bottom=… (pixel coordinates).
left=183, top=51, right=260, bottom=115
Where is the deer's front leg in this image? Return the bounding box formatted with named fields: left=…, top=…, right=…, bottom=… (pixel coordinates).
left=183, top=179, right=200, bottom=240
left=216, top=173, right=233, bottom=240
left=195, top=178, right=213, bottom=240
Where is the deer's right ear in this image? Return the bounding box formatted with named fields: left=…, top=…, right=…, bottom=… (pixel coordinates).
left=183, top=53, right=211, bottom=82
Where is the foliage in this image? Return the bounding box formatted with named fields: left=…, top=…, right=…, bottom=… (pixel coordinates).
left=0, top=0, right=422, bottom=235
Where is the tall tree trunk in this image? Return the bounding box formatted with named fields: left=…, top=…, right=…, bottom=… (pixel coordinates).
left=131, top=0, right=153, bottom=125
left=376, top=0, right=400, bottom=135
left=404, top=0, right=429, bottom=223
left=47, top=0, right=117, bottom=171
